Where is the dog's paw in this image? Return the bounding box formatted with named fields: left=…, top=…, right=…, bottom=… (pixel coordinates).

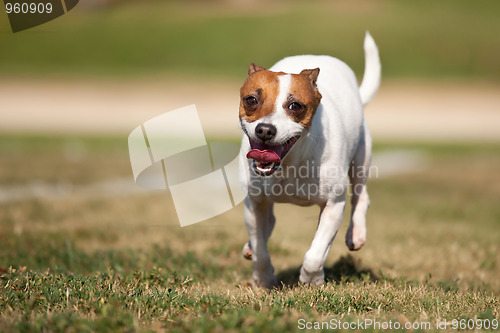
left=299, top=267, right=325, bottom=286
left=252, top=271, right=278, bottom=289
left=242, top=242, right=252, bottom=260
left=345, top=225, right=366, bottom=251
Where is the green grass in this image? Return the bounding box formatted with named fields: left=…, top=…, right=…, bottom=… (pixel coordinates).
left=0, top=135, right=499, bottom=332
left=0, top=0, right=499, bottom=81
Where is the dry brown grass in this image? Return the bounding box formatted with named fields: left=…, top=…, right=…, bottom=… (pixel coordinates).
left=0, top=136, right=498, bottom=331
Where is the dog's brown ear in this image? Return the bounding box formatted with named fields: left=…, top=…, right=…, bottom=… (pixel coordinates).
left=248, top=63, right=266, bottom=76
left=300, top=68, right=320, bottom=85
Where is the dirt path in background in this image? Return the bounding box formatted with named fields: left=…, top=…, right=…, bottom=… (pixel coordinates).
left=1, top=78, right=499, bottom=141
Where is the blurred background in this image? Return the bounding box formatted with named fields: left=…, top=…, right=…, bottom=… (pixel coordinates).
left=1, top=0, right=499, bottom=138
left=0, top=0, right=499, bottom=316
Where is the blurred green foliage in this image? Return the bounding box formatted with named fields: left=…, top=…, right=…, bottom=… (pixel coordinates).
left=0, top=0, right=499, bottom=80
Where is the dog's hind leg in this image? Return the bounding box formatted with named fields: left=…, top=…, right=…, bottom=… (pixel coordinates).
left=346, top=121, right=372, bottom=251
left=242, top=241, right=253, bottom=260
left=243, top=198, right=277, bottom=289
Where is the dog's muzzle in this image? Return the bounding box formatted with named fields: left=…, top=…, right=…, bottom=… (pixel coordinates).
left=246, top=135, right=300, bottom=176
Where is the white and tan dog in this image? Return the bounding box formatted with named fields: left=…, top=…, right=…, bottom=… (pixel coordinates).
left=238, top=32, right=381, bottom=288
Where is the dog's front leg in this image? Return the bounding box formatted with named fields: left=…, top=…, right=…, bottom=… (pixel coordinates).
left=300, top=198, right=346, bottom=285
left=244, top=197, right=277, bottom=289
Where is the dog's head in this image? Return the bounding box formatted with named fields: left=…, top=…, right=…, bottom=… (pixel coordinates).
left=239, top=63, right=322, bottom=176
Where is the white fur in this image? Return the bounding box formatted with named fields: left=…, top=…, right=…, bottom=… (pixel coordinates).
left=359, top=32, right=381, bottom=105
left=239, top=33, right=381, bottom=288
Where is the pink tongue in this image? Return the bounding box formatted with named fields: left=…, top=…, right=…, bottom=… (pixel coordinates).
left=246, top=149, right=281, bottom=163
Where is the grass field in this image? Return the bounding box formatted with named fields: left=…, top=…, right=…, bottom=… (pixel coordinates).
left=0, top=135, right=498, bottom=332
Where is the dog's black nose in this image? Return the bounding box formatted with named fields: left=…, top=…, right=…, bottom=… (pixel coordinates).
left=255, top=123, right=277, bottom=142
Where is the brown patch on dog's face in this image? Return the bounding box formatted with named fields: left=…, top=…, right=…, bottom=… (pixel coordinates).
left=240, top=66, right=284, bottom=123
left=284, top=68, right=322, bottom=129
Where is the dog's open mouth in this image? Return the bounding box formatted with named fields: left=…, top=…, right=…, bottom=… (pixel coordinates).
left=246, top=136, right=300, bottom=176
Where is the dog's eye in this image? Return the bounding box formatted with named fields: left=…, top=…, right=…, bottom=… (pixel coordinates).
left=245, top=96, right=258, bottom=106
left=244, top=96, right=259, bottom=109
left=288, top=102, right=305, bottom=113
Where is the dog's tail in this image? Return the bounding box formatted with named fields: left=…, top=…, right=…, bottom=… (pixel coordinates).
left=359, top=31, right=381, bottom=106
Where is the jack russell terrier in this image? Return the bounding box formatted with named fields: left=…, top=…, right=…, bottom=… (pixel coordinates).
left=238, top=32, right=381, bottom=288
